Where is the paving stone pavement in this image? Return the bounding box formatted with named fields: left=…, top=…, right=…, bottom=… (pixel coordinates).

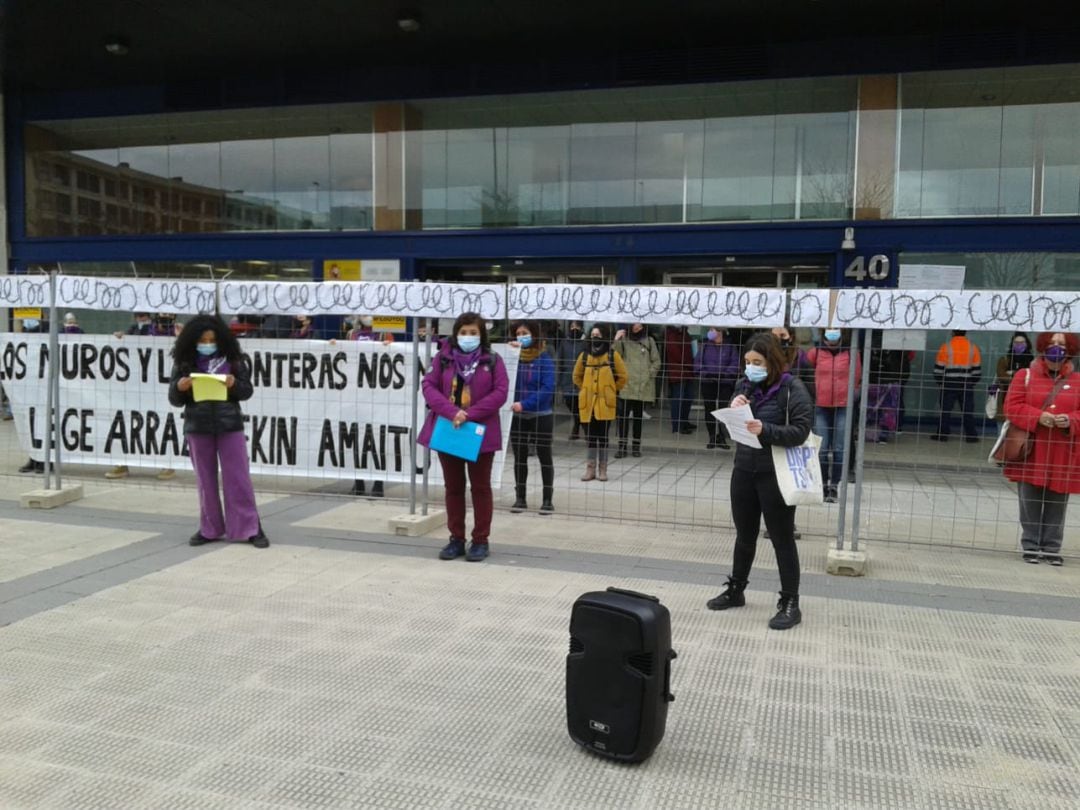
left=0, top=477, right=1079, bottom=809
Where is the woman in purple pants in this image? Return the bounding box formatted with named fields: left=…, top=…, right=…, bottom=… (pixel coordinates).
left=168, top=315, right=268, bottom=548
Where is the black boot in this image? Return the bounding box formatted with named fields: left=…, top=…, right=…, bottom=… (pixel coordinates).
left=511, top=484, right=527, bottom=513
left=370, top=481, right=384, bottom=498
left=768, top=593, right=802, bottom=630
left=539, top=486, right=554, bottom=515
left=631, top=443, right=642, bottom=458
left=706, top=577, right=747, bottom=610
left=614, top=443, right=628, bottom=459
left=351, top=480, right=365, bottom=496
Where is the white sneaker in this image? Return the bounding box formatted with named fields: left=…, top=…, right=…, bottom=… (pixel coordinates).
left=642, top=410, right=652, bottom=420
left=156, top=469, right=176, bottom=481
left=105, top=465, right=130, bottom=479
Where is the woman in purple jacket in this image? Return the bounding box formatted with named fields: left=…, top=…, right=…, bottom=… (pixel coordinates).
left=696, top=327, right=741, bottom=449
left=418, top=312, right=510, bottom=562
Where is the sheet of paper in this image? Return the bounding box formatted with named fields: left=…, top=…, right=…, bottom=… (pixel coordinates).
left=711, top=404, right=762, bottom=449
left=190, top=372, right=228, bottom=403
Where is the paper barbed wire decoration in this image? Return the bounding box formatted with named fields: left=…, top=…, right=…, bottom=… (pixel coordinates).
left=54, top=276, right=217, bottom=314
left=508, top=283, right=787, bottom=327
left=218, top=281, right=506, bottom=320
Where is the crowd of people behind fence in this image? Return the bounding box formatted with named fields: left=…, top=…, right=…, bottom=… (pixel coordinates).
left=4, top=313, right=1077, bottom=574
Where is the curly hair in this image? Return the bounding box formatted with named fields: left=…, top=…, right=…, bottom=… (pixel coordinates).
left=1035, top=331, right=1080, bottom=357
left=172, top=315, right=243, bottom=364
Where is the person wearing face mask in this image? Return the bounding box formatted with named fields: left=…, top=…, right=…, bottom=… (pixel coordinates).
left=62, top=313, right=84, bottom=334
left=558, top=322, right=587, bottom=440
left=612, top=323, right=661, bottom=458
left=932, top=330, right=983, bottom=443
left=992, top=332, right=1033, bottom=423
left=1002, top=332, right=1080, bottom=566
left=572, top=324, right=628, bottom=482
left=115, top=312, right=153, bottom=339
left=508, top=321, right=557, bottom=514
left=168, top=315, right=268, bottom=549
left=804, top=328, right=861, bottom=503
left=707, top=332, right=813, bottom=630
left=695, top=327, right=741, bottom=450
left=418, top=313, right=509, bottom=562
left=347, top=314, right=393, bottom=343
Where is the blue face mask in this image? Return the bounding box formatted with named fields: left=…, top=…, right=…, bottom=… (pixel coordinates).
left=457, top=335, right=481, bottom=353
left=1046, top=345, right=1067, bottom=364
left=197, top=343, right=218, bottom=356
left=22, top=319, right=40, bottom=330
left=745, top=364, right=769, bottom=384
left=824, top=330, right=841, bottom=343
left=517, top=335, right=532, bottom=348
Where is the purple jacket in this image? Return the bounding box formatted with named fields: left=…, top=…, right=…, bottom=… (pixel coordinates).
left=695, top=341, right=741, bottom=379
left=417, top=348, right=510, bottom=454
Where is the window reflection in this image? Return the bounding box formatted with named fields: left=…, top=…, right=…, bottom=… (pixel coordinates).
left=24, top=107, right=374, bottom=236
left=898, top=66, right=1080, bottom=217
left=24, top=67, right=1079, bottom=237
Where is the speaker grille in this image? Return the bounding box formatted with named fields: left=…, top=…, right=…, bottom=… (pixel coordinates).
left=569, top=637, right=585, bottom=654
left=627, top=653, right=654, bottom=676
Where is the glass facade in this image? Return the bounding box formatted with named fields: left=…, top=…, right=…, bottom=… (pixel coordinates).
left=897, top=65, right=1080, bottom=217
left=415, top=78, right=856, bottom=227
left=21, top=64, right=1080, bottom=237
left=24, top=106, right=375, bottom=236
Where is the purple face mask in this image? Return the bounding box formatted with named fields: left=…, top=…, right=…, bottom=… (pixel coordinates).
left=1045, top=345, right=1067, bottom=364
left=1011, top=342, right=1027, bottom=354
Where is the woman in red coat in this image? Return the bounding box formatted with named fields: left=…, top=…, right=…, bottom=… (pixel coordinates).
left=1002, top=331, right=1080, bottom=565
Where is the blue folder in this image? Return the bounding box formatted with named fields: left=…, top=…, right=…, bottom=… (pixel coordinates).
left=430, top=415, right=486, bottom=462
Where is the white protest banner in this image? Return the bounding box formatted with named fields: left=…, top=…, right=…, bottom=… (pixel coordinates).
left=508, top=283, right=786, bottom=327
left=219, top=280, right=505, bottom=320
left=831, top=289, right=959, bottom=329
left=961, top=290, right=1080, bottom=332
left=829, top=288, right=1080, bottom=332
left=787, top=290, right=832, bottom=328
left=0, top=275, right=51, bottom=308
left=55, top=275, right=217, bottom=314
left=0, top=334, right=518, bottom=487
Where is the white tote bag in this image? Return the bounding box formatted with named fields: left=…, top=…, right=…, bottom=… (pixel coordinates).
left=772, top=433, right=825, bottom=506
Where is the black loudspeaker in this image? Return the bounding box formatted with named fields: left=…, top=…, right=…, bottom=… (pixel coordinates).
left=566, top=587, right=677, bottom=763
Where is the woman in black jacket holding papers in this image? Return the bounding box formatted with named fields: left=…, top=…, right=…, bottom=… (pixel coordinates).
left=706, top=332, right=813, bottom=630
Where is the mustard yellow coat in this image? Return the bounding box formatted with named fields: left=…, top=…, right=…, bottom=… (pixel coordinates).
left=572, top=351, right=629, bottom=423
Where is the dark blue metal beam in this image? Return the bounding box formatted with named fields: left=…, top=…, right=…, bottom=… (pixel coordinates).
left=10, top=217, right=1080, bottom=267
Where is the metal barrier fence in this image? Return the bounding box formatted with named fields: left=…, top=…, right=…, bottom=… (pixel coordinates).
left=3, top=270, right=1078, bottom=559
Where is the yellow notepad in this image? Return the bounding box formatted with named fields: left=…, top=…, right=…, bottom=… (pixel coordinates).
left=190, top=373, right=228, bottom=402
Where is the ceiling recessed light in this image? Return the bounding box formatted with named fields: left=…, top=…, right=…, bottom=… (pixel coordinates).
left=245, top=260, right=270, bottom=266
left=397, top=15, right=421, bottom=33
left=104, top=37, right=129, bottom=56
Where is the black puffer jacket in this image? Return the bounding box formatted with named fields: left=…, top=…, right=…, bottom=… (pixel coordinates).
left=732, top=374, right=814, bottom=473
left=168, top=358, right=253, bottom=435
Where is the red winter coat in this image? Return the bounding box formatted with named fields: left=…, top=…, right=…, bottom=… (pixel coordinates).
left=664, top=327, right=695, bottom=382
left=805, top=347, right=861, bottom=408
left=1003, top=358, right=1080, bottom=494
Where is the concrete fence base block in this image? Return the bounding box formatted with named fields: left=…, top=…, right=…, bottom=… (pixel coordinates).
left=389, top=510, right=445, bottom=537
left=826, top=547, right=868, bottom=577
left=20, top=483, right=85, bottom=510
